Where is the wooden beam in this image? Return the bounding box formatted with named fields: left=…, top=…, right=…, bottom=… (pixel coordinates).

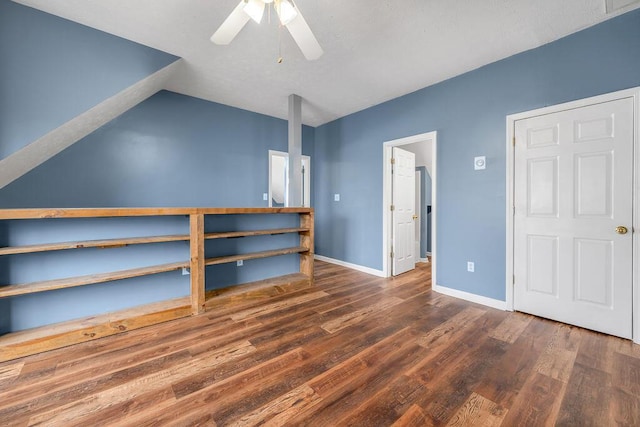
left=205, top=227, right=309, bottom=240
left=0, top=261, right=189, bottom=298
left=204, top=273, right=311, bottom=310
left=0, top=207, right=312, bottom=220
left=204, top=247, right=309, bottom=266
left=0, top=297, right=191, bottom=362
left=299, top=211, right=315, bottom=278
left=0, top=234, right=190, bottom=256
left=189, top=214, right=205, bottom=315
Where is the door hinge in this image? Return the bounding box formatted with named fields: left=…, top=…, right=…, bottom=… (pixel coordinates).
left=390, top=247, right=394, bottom=258
left=512, top=137, right=516, bottom=146
left=391, top=158, right=396, bottom=165
left=390, top=205, right=395, bottom=211
left=513, top=274, right=515, bottom=285
left=512, top=206, right=515, bottom=216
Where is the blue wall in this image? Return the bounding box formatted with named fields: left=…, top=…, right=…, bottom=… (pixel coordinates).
left=313, top=9, right=640, bottom=301
left=0, top=91, right=312, bottom=207
left=0, top=0, right=178, bottom=159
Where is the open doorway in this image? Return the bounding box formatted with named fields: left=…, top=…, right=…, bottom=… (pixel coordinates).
left=382, top=132, right=437, bottom=279
left=268, top=150, right=311, bottom=207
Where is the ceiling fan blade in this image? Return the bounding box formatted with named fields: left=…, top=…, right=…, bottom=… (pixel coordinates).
left=211, top=1, right=251, bottom=45
left=285, top=12, right=323, bottom=61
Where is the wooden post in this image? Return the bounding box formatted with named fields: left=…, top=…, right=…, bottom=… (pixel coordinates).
left=190, top=214, right=205, bottom=314
left=299, top=210, right=314, bottom=279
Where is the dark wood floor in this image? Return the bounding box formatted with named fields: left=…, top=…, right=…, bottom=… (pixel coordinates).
left=1, top=260, right=639, bottom=426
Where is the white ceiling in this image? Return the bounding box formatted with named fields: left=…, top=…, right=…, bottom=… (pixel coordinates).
left=12, top=0, right=640, bottom=127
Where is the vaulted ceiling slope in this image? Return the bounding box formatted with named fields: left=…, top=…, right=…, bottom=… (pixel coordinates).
left=12, top=0, right=640, bottom=126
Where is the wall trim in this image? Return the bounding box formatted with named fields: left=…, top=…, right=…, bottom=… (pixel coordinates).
left=314, top=255, right=386, bottom=277
left=433, top=284, right=508, bottom=311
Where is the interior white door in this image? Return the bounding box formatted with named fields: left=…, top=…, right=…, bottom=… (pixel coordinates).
left=514, top=97, right=634, bottom=339
left=392, top=147, right=416, bottom=275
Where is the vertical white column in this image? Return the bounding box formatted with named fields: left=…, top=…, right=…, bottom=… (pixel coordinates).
left=288, top=94, right=303, bottom=207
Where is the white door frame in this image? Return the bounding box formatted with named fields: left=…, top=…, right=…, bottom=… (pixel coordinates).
left=383, top=131, right=437, bottom=279
left=506, top=87, right=640, bottom=343
left=415, top=170, right=423, bottom=262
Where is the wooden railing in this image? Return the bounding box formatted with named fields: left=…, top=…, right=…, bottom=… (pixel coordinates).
left=0, top=207, right=314, bottom=362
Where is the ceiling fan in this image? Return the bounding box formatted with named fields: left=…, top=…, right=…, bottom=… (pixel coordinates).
left=211, top=0, right=323, bottom=61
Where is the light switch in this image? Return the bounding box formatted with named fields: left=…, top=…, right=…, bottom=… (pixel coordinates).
left=263, top=193, right=268, bottom=201
left=474, top=156, right=486, bottom=170
left=334, top=194, right=340, bottom=202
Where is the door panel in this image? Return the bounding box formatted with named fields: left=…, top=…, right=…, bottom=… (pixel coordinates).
left=526, top=235, right=559, bottom=296
left=575, top=152, right=612, bottom=217
left=514, top=97, right=634, bottom=339
left=527, top=157, right=558, bottom=217
left=574, top=238, right=612, bottom=306
left=392, top=147, right=416, bottom=276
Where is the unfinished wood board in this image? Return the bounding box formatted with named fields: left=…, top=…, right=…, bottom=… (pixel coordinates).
left=0, top=261, right=189, bottom=298
left=0, top=297, right=191, bottom=362
left=0, top=234, right=189, bottom=256
left=0, top=207, right=313, bottom=220
left=204, top=247, right=308, bottom=266
left=205, top=227, right=309, bottom=239
left=205, top=273, right=311, bottom=309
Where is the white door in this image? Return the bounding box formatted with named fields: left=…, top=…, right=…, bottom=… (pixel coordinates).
left=514, top=97, right=634, bottom=338
left=392, top=147, right=416, bottom=275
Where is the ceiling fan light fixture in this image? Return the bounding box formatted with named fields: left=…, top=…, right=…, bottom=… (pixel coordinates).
left=276, top=0, right=298, bottom=25
left=243, top=0, right=265, bottom=23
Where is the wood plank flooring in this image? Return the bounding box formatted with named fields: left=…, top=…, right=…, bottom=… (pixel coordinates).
left=1, top=260, right=639, bottom=426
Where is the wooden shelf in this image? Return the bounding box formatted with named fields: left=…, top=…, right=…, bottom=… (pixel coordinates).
left=0, top=297, right=191, bottom=362
left=205, top=227, right=309, bottom=239
left=0, top=261, right=189, bottom=298
left=0, top=234, right=190, bottom=256
left=205, top=273, right=311, bottom=309
left=204, top=246, right=309, bottom=267
left=0, top=207, right=313, bottom=220
left=0, top=207, right=314, bottom=362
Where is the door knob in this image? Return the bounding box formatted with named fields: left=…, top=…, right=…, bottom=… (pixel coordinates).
left=412, top=215, right=418, bottom=220
left=616, top=226, right=628, bottom=235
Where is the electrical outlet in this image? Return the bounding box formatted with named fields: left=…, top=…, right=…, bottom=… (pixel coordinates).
left=334, top=194, right=340, bottom=202
left=263, top=193, right=268, bottom=201
left=237, top=260, right=243, bottom=266
left=467, top=261, right=474, bottom=272
left=181, top=267, right=190, bottom=275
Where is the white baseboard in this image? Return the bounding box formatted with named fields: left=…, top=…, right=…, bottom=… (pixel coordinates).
left=314, top=255, right=386, bottom=278
left=433, top=284, right=508, bottom=311
left=419, top=258, right=430, bottom=263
